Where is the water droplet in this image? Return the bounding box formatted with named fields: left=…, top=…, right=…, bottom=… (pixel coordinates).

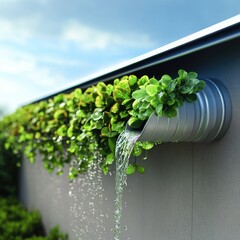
left=68, top=151, right=107, bottom=239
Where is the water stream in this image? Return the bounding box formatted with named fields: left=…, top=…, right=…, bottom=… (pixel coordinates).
left=69, top=151, right=108, bottom=240
left=114, top=130, right=140, bottom=240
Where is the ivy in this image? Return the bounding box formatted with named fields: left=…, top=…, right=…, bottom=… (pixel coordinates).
left=0, top=69, right=205, bottom=179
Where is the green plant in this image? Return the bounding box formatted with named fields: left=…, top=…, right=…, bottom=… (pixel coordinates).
left=0, top=197, right=43, bottom=240
left=0, top=69, right=205, bottom=179
left=128, top=70, right=205, bottom=127
left=0, top=139, right=20, bottom=197
left=0, top=197, right=68, bottom=240
left=25, top=226, right=68, bottom=240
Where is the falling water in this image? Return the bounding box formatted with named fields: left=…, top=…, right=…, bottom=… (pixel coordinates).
left=69, top=151, right=108, bottom=240
left=114, top=130, right=140, bottom=240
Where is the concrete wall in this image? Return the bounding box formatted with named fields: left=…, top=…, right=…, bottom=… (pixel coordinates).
left=20, top=37, right=240, bottom=240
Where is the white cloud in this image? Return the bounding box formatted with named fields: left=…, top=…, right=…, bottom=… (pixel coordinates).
left=0, top=18, right=36, bottom=44
left=38, top=56, right=84, bottom=67
left=0, top=15, right=156, bottom=51
left=0, top=46, right=74, bottom=112
left=0, top=47, right=66, bottom=87
left=62, top=21, right=155, bottom=50
left=0, top=76, right=44, bottom=113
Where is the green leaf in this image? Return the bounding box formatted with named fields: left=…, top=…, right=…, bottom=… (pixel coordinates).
left=122, top=98, right=132, bottom=106
left=136, top=165, right=145, bottom=174
left=132, top=143, right=143, bottom=156
left=113, top=80, right=131, bottom=102
left=35, top=132, right=41, bottom=139
left=54, top=109, right=66, bottom=120
left=101, top=165, right=109, bottom=175
left=163, top=107, right=177, bottom=118
left=149, top=77, right=159, bottom=85
left=159, top=92, right=168, bottom=103
left=155, top=104, right=163, bottom=116
left=138, top=75, right=149, bottom=86
left=106, top=84, right=114, bottom=95
left=132, top=99, right=141, bottom=110
left=105, top=153, right=114, bottom=164
left=95, top=96, right=104, bottom=107
left=167, top=98, right=175, bottom=105
left=128, top=117, right=143, bottom=128
left=126, top=164, right=136, bottom=175
left=108, top=131, right=118, bottom=137
left=166, top=82, right=176, bottom=93
left=108, top=137, right=116, bottom=152
left=95, top=120, right=104, bottom=129
left=76, top=109, right=85, bottom=119
left=4, top=142, right=10, bottom=150
left=180, top=85, right=191, bottom=94
left=92, top=109, right=103, bottom=121
left=197, top=80, right=206, bottom=91
left=113, top=78, right=120, bottom=86
left=132, top=89, right=147, bottom=99
left=74, top=88, right=82, bottom=98
left=161, top=75, right=172, bottom=88
left=186, top=93, right=197, bottom=103
left=178, top=69, right=188, bottom=79
left=111, top=121, right=125, bottom=132
left=67, top=99, right=74, bottom=107
left=139, top=101, right=150, bottom=111
left=68, top=167, right=79, bottom=180
left=97, top=82, right=107, bottom=92
left=120, top=111, right=129, bottom=118
left=53, top=94, right=64, bottom=103
left=68, top=147, right=75, bottom=153
left=57, top=125, right=67, bottom=137
left=150, top=95, right=160, bottom=107
left=141, top=108, right=154, bottom=119
left=187, top=71, right=198, bottom=79
left=129, top=75, right=137, bottom=86
left=110, top=103, right=120, bottom=114
left=67, top=126, right=74, bottom=138
left=101, top=127, right=110, bottom=136
left=141, top=142, right=154, bottom=150
left=146, top=84, right=158, bottom=96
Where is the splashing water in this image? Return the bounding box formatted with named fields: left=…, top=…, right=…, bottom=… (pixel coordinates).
left=114, top=130, right=140, bottom=240
left=69, top=151, right=108, bottom=240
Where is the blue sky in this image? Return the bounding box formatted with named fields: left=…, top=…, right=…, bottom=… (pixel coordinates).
left=0, top=0, right=239, bottom=113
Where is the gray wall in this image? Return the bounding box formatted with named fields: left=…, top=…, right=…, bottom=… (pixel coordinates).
left=20, top=37, right=240, bottom=240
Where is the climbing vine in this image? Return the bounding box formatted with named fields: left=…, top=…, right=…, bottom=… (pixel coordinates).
left=0, top=69, right=205, bottom=179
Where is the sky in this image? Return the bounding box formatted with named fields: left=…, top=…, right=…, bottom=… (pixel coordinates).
left=0, top=0, right=239, bottom=114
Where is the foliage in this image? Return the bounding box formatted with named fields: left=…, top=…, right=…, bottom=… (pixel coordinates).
left=0, top=69, right=205, bottom=178
left=0, top=197, right=43, bottom=239
left=25, top=226, right=68, bottom=240
left=0, top=108, right=21, bottom=197
left=0, top=107, right=68, bottom=240
left=0, top=197, right=68, bottom=240
left=0, top=139, right=20, bottom=196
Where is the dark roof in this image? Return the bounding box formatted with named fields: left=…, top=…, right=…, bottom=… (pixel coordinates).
left=30, top=15, right=240, bottom=104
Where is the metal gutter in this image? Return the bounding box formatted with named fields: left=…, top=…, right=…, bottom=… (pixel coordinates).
left=30, top=14, right=240, bottom=104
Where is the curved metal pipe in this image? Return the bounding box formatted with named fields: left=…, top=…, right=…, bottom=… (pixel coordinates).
left=127, top=79, right=232, bottom=142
